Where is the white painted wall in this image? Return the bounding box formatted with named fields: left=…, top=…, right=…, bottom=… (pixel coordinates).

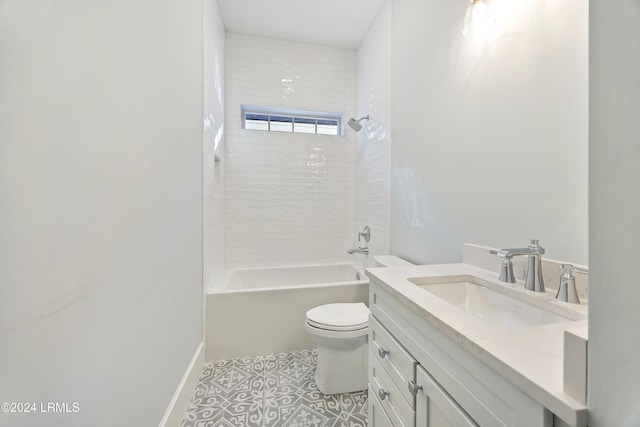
left=355, top=0, right=392, bottom=267
left=224, top=33, right=356, bottom=268
left=204, top=0, right=226, bottom=292
left=389, top=0, right=588, bottom=265
left=589, top=0, right=640, bottom=425
left=0, top=1, right=204, bottom=425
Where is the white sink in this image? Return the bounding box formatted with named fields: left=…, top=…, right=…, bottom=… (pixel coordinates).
left=409, top=275, right=585, bottom=330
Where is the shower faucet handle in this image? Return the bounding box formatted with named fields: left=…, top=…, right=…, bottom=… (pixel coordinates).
left=358, top=226, right=371, bottom=243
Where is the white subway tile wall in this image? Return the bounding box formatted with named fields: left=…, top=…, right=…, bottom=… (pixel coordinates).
left=224, top=33, right=356, bottom=268
left=355, top=0, right=392, bottom=267
left=204, top=0, right=226, bottom=289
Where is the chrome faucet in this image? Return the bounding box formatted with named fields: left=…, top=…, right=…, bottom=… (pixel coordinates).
left=347, top=247, right=369, bottom=255
left=348, top=226, right=371, bottom=255
left=493, top=239, right=546, bottom=292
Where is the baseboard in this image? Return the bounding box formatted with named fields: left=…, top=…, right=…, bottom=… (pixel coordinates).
left=158, top=341, right=204, bottom=427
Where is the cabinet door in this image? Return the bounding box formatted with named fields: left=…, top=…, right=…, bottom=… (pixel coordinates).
left=415, top=365, right=478, bottom=427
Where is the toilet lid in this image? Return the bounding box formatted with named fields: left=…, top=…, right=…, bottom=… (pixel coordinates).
left=306, top=303, right=369, bottom=331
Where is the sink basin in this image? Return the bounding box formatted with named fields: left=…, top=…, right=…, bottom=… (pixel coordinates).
left=409, top=276, right=583, bottom=330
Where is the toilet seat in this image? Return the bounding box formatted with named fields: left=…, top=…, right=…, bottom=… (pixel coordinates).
left=305, top=320, right=369, bottom=339
left=306, top=319, right=368, bottom=332
left=305, top=303, right=369, bottom=332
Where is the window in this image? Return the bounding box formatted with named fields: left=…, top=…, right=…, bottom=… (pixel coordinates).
left=242, top=105, right=343, bottom=136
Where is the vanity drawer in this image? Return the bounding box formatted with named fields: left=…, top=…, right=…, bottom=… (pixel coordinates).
left=370, top=315, right=417, bottom=408
left=369, top=351, right=415, bottom=427
left=369, top=386, right=394, bottom=427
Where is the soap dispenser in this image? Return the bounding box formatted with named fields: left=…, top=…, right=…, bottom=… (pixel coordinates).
left=556, top=264, right=589, bottom=304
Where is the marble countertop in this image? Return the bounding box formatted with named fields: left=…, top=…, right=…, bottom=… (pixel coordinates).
left=365, top=262, right=589, bottom=427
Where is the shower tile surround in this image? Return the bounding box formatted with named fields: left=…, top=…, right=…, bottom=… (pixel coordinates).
left=224, top=33, right=357, bottom=268
left=181, top=349, right=368, bottom=427
left=204, top=0, right=226, bottom=292
left=355, top=0, right=392, bottom=267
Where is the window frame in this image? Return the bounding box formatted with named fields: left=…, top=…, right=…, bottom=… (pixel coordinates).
left=241, top=105, right=344, bottom=136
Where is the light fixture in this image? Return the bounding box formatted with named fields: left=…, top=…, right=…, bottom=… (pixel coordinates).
left=462, top=0, right=495, bottom=38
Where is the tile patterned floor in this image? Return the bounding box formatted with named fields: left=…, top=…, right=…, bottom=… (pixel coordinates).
left=181, top=349, right=368, bottom=427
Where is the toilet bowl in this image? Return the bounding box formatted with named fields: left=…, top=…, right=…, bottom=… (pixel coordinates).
left=305, top=302, right=369, bottom=395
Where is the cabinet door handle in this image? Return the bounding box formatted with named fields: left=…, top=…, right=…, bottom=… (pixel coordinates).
left=378, top=388, right=390, bottom=401
left=408, top=380, right=423, bottom=396
left=378, top=347, right=389, bottom=358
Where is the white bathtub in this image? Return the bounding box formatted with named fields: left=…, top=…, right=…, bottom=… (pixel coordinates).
left=206, top=263, right=369, bottom=361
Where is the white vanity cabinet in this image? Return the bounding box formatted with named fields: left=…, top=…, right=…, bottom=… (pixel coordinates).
left=368, top=281, right=562, bottom=427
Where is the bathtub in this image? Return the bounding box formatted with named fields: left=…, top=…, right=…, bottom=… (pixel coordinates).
left=205, top=263, right=369, bottom=361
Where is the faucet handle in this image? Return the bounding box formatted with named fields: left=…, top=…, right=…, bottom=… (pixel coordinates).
left=561, top=264, right=589, bottom=276
left=573, top=266, right=588, bottom=275
left=557, top=264, right=587, bottom=303
left=498, top=256, right=516, bottom=283
left=358, top=226, right=371, bottom=243
left=489, top=250, right=516, bottom=283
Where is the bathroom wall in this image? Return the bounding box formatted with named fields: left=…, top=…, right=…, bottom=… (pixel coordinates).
left=589, top=0, right=640, bottom=424
left=389, top=0, right=588, bottom=265
left=224, top=33, right=356, bottom=268
left=203, top=1, right=226, bottom=293
left=355, top=0, right=392, bottom=267
left=0, top=0, right=204, bottom=425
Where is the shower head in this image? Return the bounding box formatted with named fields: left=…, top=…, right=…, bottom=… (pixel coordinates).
left=347, top=115, right=369, bottom=132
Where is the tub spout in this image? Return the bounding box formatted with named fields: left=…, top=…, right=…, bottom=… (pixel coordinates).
left=347, top=247, right=369, bottom=255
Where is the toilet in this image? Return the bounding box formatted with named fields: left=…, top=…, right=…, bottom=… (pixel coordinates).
left=305, top=256, right=414, bottom=395
left=305, top=302, right=369, bottom=395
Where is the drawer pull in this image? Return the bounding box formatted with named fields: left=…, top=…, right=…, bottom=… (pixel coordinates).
left=378, top=388, right=390, bottom=401
left=408, top=380, right=423, bottom=396
left=378, top=347, right=390, bottom=358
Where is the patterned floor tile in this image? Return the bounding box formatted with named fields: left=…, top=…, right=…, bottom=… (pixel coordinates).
left=264, top=349, right=315, bottom=374
left=181, top=404, right=225, bottom=427
left=263, top=397, right=302, bottom=426
left=213, top=366, right=252, bottom=392
left=278, top=358, right=315, bottom=382
left=276, top=404, right=332, bottom=427
left=337, top=389, right=368, bottom=416
left=327, top=411, right=368, bottom=427
left=182, top=349, right=368, bottom=427
left=223, top=403, right=264, bottom=427
left=296, top=389, right=342, bottom=419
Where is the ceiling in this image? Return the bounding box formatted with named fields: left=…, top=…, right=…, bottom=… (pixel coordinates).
left=217, top=0, right=386, bottom=49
